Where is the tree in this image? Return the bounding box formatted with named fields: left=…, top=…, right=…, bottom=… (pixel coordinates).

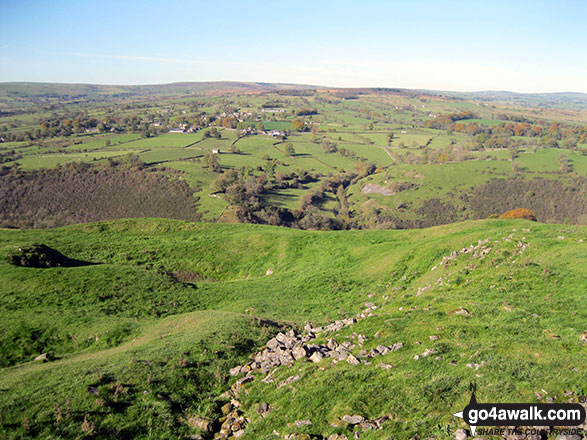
left=204, top=152, right=221, bottom=173
left=285, top=143, right=295, bottom=156
left=558, top=154, right=570, bottom=174
left=292, top=118, right=305, bottom=132
left=321, top=139, right=337, bottom=154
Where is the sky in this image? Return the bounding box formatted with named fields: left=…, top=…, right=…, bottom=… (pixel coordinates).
left=1, top=0, right=586, bottom=93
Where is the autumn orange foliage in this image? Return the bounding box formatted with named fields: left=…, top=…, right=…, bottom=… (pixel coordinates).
left=498, top=208, right=537, bottom=221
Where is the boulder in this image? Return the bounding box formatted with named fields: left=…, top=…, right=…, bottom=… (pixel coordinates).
left=375, top=345, right=389, bottom=355
left=342, top=414, right=364, bottom=425
left=184, top=414, right=215, bottom=432
left=34, top=353, right=51, bottom=362
left=454, top=428, right=468, bottom=440
left=257, top=402, right=272, bottom=417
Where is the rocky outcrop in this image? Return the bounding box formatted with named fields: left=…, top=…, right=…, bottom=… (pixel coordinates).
left=221, top=304, right=401, bottom=438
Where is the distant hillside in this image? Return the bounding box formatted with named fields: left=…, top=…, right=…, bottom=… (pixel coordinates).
left=433, top=89, right=587, bottom=109
left=0, top=81, right=319, bottom=100
left=2, top=81, right=586, bottom=107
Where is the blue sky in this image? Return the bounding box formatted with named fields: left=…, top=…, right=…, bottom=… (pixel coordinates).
left=1, top=0, right=586, bottom=92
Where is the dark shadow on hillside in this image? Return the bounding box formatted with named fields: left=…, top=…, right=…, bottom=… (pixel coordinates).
left=8, top=244, right=99, bottom=268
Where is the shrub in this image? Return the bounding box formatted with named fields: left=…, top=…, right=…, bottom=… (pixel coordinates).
left=498, top=208, right=537, bottom=221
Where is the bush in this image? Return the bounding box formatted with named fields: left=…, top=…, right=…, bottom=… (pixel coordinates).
left=498, top=208, right=537, bottom=221
left=8, top=244, right=72, bottom=268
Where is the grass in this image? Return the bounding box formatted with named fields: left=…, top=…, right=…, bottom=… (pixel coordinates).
left=0, top=218, right=585, bottom=438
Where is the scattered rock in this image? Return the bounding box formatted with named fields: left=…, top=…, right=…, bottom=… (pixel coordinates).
left=414, top=348, right=436, bottom=360
left=377, top=363, right=394, bottom=370
left=266, top=268, right=273, bottom=275
left=294, top=420, right=312, bottom=427
left=327, top=435, right=348, bottom=440
left=87, top=385, right=99, bottom=395
left=451, top=307, right=470, bottom=316
left=257, top=402, right=273, bottom=418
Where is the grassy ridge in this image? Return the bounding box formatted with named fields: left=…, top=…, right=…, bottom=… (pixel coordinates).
left=0, top=219, right=585, bottom=438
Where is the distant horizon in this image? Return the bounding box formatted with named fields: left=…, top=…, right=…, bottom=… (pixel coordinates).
left=1, top=1, right=586, bottom=93
left=1, top=79, right=585, bottom=96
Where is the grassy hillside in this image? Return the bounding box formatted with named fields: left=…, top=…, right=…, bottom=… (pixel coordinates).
left=0, top=219, right=585, bottom=439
